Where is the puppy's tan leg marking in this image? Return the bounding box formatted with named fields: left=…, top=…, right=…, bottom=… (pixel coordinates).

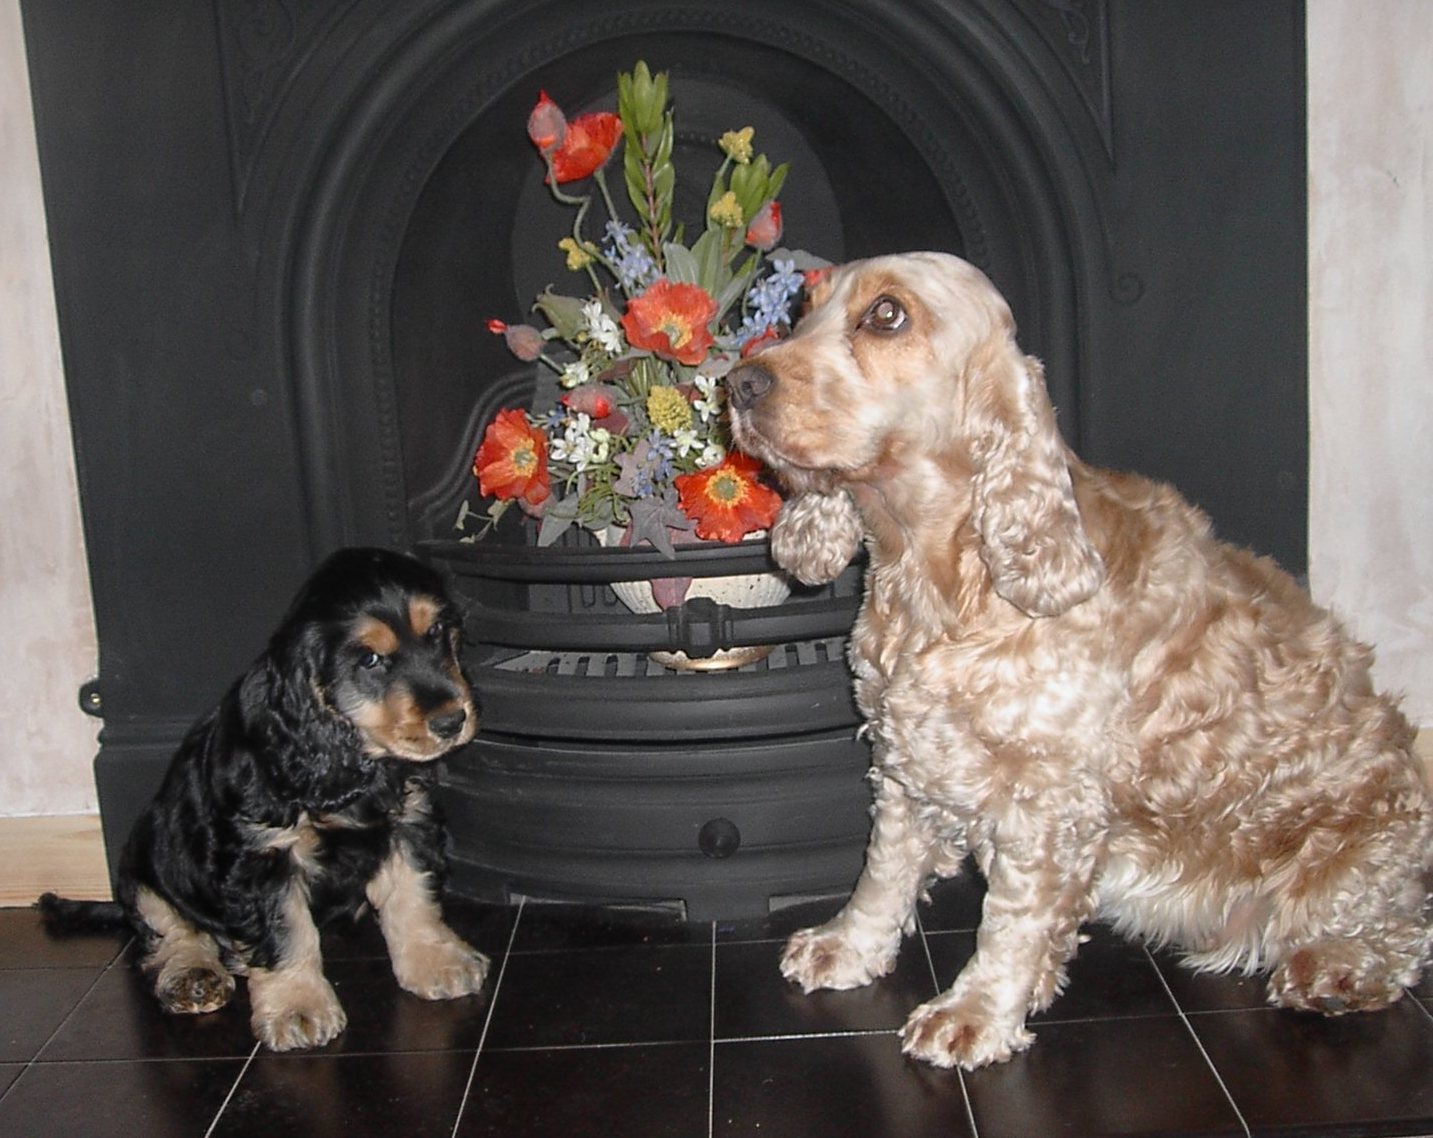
left=133, top=886, right=235, bottom=1015
left=782, top=777, right=953, bottom=992
left=366, top=846, right=489, bottom=1000
left=246, top=882, right=346, bottom=1051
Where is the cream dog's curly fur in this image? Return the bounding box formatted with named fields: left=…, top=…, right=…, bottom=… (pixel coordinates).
left=728, top=251, right=1433, bottom=1070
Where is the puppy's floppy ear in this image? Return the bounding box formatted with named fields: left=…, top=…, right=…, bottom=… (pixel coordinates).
left=967, top=344, right=1103, bottom=617
left=242, top=621, right=361, bottom=777
left=771, top=489, right=863, bottom=585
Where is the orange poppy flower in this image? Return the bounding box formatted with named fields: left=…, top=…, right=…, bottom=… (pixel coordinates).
left=620, top=278, right=719, bottom=366
left=473, top=408, right=550, bottom=507
left=546, top=110, right=623, bottom=183
left=675, top=452, right=782, bottom=543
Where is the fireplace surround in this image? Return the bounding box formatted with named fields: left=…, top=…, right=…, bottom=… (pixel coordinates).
left=24, top=0, right=1305, bottom=915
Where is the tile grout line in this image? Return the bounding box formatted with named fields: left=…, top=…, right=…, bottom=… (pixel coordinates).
left=1142, top=944, right=1251, bottom=1138
left=707, top=920, right=717, bottom=1138
left=1, top=942, right=127, bottom=1111
left=449, top=896, right=527, bottom=1138
left=916, top=909, right=980, bottom=1138
left=202, top=1041, right=262, bottom=1138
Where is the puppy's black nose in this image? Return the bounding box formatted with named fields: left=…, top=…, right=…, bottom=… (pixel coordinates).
left=727, top=363, right=774, bottom=410
left=429, top=708, right=468, bottom=740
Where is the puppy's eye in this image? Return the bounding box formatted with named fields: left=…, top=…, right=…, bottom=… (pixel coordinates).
left=358, top=650, right=387, bottom=670
left=861, top=295, right=907, bottom=333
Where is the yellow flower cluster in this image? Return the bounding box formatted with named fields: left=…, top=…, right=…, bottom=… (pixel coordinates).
left=558, top=236, right=597, bottom=271
left=646, top=384, right=693, bottom=433
left=709, top=191, right=744, bottom=229
left=719, top=126, right=754, bottom=164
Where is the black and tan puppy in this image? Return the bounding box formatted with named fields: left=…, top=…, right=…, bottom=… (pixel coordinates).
left=40, top=547, right=488, bottom=1050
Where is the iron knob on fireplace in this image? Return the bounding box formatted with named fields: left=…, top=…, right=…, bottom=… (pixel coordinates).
left=698, top=817, right=742, bottom=859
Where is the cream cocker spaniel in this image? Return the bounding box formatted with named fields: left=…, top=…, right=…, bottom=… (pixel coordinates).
left=727, top=251, right=1432, bottom=1070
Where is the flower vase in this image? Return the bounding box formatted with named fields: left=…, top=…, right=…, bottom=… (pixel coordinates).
left=599, top=530, right=790, bottom=671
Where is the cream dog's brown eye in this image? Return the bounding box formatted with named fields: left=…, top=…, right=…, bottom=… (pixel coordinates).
left=861, top=295, right=907, bottom=333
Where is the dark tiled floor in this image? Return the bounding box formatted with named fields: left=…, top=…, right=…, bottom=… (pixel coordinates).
left=3, top=876, right=1432, bottom=1137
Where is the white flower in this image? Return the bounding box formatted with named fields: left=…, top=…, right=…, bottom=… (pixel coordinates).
left=559, top=359, right=591, bottom=389
left=693, top=373, right=725, bottom=423
left=588, top=426, right=612, bottom=465
left=583, top=299, right=624, bottom=354
left=551, top=414, right=613, bottom=473
left=672, top=427, right=701, bottom=457
left=698, top=442, right=726, bottom=468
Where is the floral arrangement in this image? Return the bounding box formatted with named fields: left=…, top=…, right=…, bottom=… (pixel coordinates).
left=461, top=62, right=820, bottom=558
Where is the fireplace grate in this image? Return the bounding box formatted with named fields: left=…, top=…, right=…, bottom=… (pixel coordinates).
left=487, top=635, right=850, bottom=680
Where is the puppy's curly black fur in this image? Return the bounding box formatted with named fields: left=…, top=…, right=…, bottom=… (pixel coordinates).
left=40, top=547, right=488, bottom=1051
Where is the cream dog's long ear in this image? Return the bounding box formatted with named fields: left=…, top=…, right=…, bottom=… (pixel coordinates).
left=770, top=489, right=863, bottom=586
left=968, top=347, right=1104, bottom=617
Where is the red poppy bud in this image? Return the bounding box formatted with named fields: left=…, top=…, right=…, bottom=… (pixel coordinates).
left=527, top=91, right=566, bottom=154
left=561, top=384, right=618, bottom=420
left=745, top=200, right=783, bottom=251
left=501, top=323, right=546, bottom=362
left=486, top=318, right=508, bottom=335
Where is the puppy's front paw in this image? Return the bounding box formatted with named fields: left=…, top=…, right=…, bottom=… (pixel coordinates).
left=780, top=924, right=895, bottom=992
left=156, top=965, right=235, bottom=1015
left=250, top=975, right=347, bottom=1051
left=901, top=996, right=1034, bottom=1070
left=393, top=934, right=490, bottom=1001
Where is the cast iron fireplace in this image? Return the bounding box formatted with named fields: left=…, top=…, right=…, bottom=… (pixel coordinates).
left=24, top=0, right=1306, bottom=917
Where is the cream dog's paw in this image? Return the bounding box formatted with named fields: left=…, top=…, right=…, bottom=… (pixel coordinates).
left=780, top=924, right=896, bottom=992
left=901, top=995, right=1034, bottom=1070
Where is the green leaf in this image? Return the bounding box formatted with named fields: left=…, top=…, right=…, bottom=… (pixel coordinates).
left=536, top=493, right=580, bottom=546
left=662, top=242, right=701, bottom=285
left=716, top=253, right=760, bottom=320
left=767, top=162, right=789, bottom=201
left=689, top=227, right=731, bottom=295
left=654, top=116, right=674, bottom=167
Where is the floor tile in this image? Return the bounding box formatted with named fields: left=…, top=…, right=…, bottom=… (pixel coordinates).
left=0, top=966, right=104, bottom=1061
left=483, top=943, right=711, bottom=1049
left=209, top=1050, right=475, bottom=1137
left=1152, top=948, right=1274, bottom=1013
left=4, top=898, right=1433, bottom=1137
left=962, top=1015, right=1245, bottom=1138
left=456, top=1041, right=709, bottom=1137
left=0, top=1058, right=244, bottom=1138
left=0, top=906, right=129, bottom=969
left=917, top=868, right=987, bottom=933
left=318, top=956, right=492, bottom=1054
left=511, top=899, right=704, bottom=951
left=715, top=936, right=936, bottom=1039
left=715, top=893, right=846, bottom=944
left=713, top=1032, right=977, bottom=1137
left=37, top=952, right=257, bottom=1061
left=1191, top=1001, right=1433, bottom=1135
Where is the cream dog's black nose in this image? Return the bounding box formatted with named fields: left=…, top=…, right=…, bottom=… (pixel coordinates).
left=727, top=363, right=775, bottom=410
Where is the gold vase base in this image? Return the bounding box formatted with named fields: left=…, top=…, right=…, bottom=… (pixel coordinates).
left=649, top=644, right=776, bottom=672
